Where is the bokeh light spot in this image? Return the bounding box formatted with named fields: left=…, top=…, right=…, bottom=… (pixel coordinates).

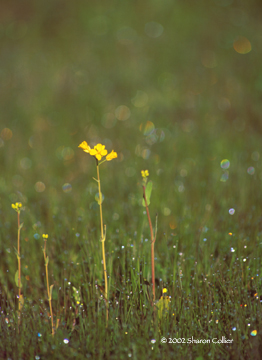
left=139, top=121, right=155, bottom=136
left=251, top=330, right=257, bottom=337
left=62, top=147, right=74, bottom=161
left=1, top=128, right=13, bottom=140
left=35, top=181, right=46, bottom=193
left=247, top=166, right=255, bottom=175
left=115, top=105, right=130, bottom=121
left=233, top=36, right=252, bottom=54
left=62, top=183, right=72, bottom=193
left=220, top=159, right=230, bottom=169
left=163, top=207, right=171, bottom=216
left=141, top=148, right=151, bottom=160
left=220, top=172, right=229, bottom=182
left=229, top=208, right=235, bottom=215
left=20, top=157, right=32, bottom=170
left=145, top=22, right=164, bottom=38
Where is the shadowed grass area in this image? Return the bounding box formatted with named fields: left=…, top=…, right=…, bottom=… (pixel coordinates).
left=1, top=0, right=262, bottom=358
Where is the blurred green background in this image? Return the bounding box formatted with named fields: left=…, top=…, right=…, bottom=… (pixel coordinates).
left=1, top=0, right=262, bottom=291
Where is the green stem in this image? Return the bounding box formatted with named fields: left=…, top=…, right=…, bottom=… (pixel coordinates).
left=96, top=161, right=109, bottom=324
left=44, top=241, right=54, bottom=336
left=142, top=185, right=155, bottom=302
left=17, top=211, right=22, bottom=314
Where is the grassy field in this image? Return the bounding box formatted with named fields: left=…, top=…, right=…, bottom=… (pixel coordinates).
left=1, top=0, right=262, bottom=359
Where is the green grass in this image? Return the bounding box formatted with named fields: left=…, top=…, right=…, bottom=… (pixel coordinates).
left=1, top=0, right=262, bottom=358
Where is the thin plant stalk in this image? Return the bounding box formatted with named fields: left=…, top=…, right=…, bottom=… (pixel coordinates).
left=142, top=185, right=156, bottom=302
left=96, top=160, right=109, bottom=324
left=43, top=237, right=55, bottom=336
left=17, top=210, right=22, bottom=314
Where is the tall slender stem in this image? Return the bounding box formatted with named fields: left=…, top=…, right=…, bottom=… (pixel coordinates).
left=96, top=161, right=108, bottom=324
left=43, top=240, right=54, bottom=336
left=142, top=185, right=155, bottom=302
left=17, top=211, right=22, bottom=313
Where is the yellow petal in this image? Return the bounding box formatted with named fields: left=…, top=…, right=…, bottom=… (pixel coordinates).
left=78, top=141, right=90, bottom=152
left=90, top=149, right=97, bottom=156
left=106, top=150, right=118, bottom=161
left=96, top=154, right=102, bottom=161
left=101, top=149, right=108, bottom=156
left=95, top=144, right=103, bottom=152
left=11, top=204, right=16, bottom=209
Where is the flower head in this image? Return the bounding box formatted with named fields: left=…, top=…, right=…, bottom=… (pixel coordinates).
left=42, top=234, right=49, bottom=239
left=141, top=170, right=149, bottom=178
left=90, top=143, right=108, bottom=161
left=11, top=202, right=22, bottom=212
left=106, top=150, right=118, bottom=161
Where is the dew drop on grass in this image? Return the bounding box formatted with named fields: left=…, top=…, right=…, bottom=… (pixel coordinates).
left=63, top=338, right=69, bottom=344
left=232, top=327, right=236, bottom=331
left=34, top=233, right=40, bottom=240
left=37, top=333, right=42, bottom=337
left=231, top=248, right=235, bottom=252
left=35, top=356, right=40, bottom=360
left=251, top=330, right=257, bottom=336
left=229, top=208, right=235, bottom=215
left=151, top=339, right=156, bottom=344
left=128, top=353, right=132, bottom=358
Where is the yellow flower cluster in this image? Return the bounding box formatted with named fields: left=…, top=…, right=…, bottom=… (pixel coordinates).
left=141, top=170, right=149, bottom=178
left=42, top=234, right=49, bottom=239
left=78, top=141, right=117, bottom=162
left=11, top=202, right=22, bottom=212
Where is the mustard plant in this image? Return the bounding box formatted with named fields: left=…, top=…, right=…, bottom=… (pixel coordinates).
left=79, top=141, right=117, bottom=324
left=11, top=202, right=23, bottom=318
left=42, top=234, right=55, bottom=336
left=141, top=170, right=158, bottom=302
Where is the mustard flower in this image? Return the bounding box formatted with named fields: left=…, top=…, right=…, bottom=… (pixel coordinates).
left=106, top=150, right=118, bottom=161
left=90, top=144, right=108, bottom=161
left=78, top=141, right=91, bottom=153
left=11, top=202, right=22, bottom=212
left=141, top=170, right=149, bottom=178
left=42, top=234, right=49, bottom=239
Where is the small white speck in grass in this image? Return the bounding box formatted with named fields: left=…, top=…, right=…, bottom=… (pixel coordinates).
left=63, top=339, right=69, bottom=344
left=229, top=208, right=235, bottom=215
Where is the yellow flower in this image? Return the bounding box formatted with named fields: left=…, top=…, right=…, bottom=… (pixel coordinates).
left=42, top=234, right=49, bottom=239
left=106, top=150, right=118, bottom=161
left=78, top=141, right=91, bottom=153
left=141, top=170, right=149, bottom=178
left=89, top=143, right=108, bottom=161
left=11, top=202, right=22, bottom=211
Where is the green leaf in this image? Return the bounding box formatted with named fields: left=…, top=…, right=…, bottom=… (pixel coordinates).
left=45, top=256, right=49, bottom=266
left=142, top=181, right=153, bottom=207
left=15, top=270, right=22, bottom=288
left=19, top=222, right=24, bottom=231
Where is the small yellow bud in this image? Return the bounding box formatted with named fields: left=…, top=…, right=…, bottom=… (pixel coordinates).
left=141, top=170, right=149, bottom=178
